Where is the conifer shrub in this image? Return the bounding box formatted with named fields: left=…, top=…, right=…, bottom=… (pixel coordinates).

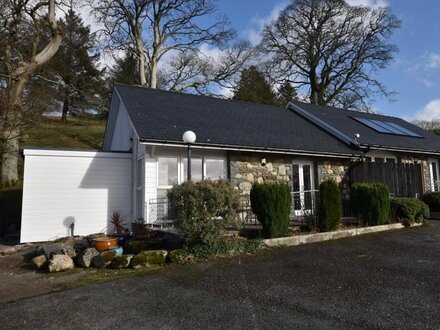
left=250, top=182, right=291, bottom=238
left=351, top=183, right=390, bottom=225
left=167, top=180, right=239, bottom=246
left=318, top=180, right=342, bottom=232
left=390, top=198, right=429, bottom=224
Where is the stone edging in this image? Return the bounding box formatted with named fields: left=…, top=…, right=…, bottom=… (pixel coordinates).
left=262, top=223, right=423, bottom=247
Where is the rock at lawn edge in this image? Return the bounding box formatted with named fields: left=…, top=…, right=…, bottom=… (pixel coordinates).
left=0, top=245, right=16, bottom=255
left=93, top=250, right=118, bottom=269
left=77, top=248, right=99, bottom=268
left=48, top=255, right=74, bottom=272
left=111, top=255, right=134, bottom=269
left=54, top=236, right=76, bottom=247
left=41, top=243, right=76, bottom=259
left=131, top=250, right=168, bottom=269
left=32, top=255, right=48, bottom=269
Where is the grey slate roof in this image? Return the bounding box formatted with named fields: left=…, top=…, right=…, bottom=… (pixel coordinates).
left=290, top=101, right=440, bottom=154
left=114, top=84, right=358, bottom=156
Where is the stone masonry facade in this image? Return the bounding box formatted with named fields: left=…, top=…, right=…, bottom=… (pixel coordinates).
left=317, top=160, right=351, bottom=200
left=229, top=152, right=352, bottom=201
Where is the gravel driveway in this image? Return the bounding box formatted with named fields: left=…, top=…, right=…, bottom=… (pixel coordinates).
left=2, top=222, right=440, bottom=329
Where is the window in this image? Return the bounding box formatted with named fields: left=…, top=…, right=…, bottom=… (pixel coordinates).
left=183, top=158, right=203, bottom=181
left=429, top=159, right=440, bottom=192
left=182, top=157, right=225, bottom=181
left=352, top=117, right=422, bottom=138
left=158, top=157, right=178, bottom=186
left=374, top=157, right=384, bottom=164
left=205, top=159, right=225, bottom=180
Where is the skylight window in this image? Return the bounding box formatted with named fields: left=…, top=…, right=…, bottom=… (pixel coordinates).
left=352, top=117, right=422, bottom=138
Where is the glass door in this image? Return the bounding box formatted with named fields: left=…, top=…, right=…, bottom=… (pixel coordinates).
left=429, top=159, right=440, bottom=192
left=292, top=161, right=314, bottom=216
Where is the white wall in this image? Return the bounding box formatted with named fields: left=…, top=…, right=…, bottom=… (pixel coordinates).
left=110, top=102, right=134, bottom=151
left=21, top=149, right=132, bottom=243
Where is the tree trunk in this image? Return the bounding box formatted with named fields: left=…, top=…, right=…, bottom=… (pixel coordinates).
left=134, top=25, right=147, bottom=86
left=61, top=92, right=69, bottom=124
left=1, top=78, right=26, bottom=186
left=0, top=0, right=62, bottom=186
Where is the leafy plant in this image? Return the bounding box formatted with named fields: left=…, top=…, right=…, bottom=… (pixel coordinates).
left=167, top=179, right=239, bottom=246
left=421, top=192, right=440, bottom=212
left=390, top=198, right=429, bottom=224
left=318, top=180, right=342, bottom=232
left=110, top=211, right=127, bottom=234
left=351, top=183, right=390, bottom=226
left=250, top=182, right=291, bottom=238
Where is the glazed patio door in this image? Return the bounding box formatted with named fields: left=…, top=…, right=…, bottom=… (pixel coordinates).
left=292, top=161, right=314, bottom=216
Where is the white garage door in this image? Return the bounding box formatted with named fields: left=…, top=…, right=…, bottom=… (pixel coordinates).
left=21, top=149, right=132, bottom=243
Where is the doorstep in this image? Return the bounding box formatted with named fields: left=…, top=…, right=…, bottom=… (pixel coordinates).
left=262, top=222, right=423, bottom=247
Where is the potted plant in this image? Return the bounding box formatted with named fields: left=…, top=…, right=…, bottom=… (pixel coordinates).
left=109, top=211, right=131, bottom=245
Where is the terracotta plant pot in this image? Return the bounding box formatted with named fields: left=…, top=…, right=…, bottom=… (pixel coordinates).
left=93, top=237, right=118, bottom=252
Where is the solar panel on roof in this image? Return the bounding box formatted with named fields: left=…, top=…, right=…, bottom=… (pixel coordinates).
left=353, top=117, right=393, bottom=133
left=385, top=122, right=422, bottom=138
left=352, top=117, right=423, bottom=138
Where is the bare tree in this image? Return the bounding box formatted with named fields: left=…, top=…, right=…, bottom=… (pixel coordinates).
left=0, top=0, right=62, bottom=185
left=163, top=41, right=254, bottom=96
left=259, top=0, right=400, bottom=110
left=91, top=0, right=249, bottom=92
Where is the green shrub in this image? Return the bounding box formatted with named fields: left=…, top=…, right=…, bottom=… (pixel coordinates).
left=250, top=182, right=291, bottom=238
left=421, top=192, right=440, bottom=212
left=167, top=179, right=239, bottom=246
left=351, top=183, right=390, bottom=226
left=318, top=180, right=342, bottom=232
left=390, top=198, right=429, bottom=224
left=184, top=239, right=262, bottom=261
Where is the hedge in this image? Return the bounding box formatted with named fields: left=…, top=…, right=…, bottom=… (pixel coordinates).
left=390, top=198, right=429, bottom=224
left=421, top=192, right=440, bottom=212
left=250, top=182, right=291, bottom=238
left=351, top=183, right=390, bottom=226
left=318, top=180, right=342, bottom=232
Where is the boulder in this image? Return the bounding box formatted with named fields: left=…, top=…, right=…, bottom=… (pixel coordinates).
left=32, top=255, right=48, bottom=269
left=124, top=239, right=163, bottom=254
left=40, top=243, right=76, bottom=259
left=111, top=254, right=134, bottom=269
left=131, top=250, right=168, bottom=269
left=55, top=236, right=76, bottom=247
left=0, top=244, right=16, bottom=255
left=168, top=249, right=195, bottom=264
left=92, top=249, right=118, bottom=269
left=48, top=255, right=74, bottom=272
left=77, top=248, right=99, bottom=268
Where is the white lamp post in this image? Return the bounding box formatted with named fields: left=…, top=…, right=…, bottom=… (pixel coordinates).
left=182, top=130, right=196, bottom=181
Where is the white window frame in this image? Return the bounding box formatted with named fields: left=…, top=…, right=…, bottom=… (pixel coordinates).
left=180, top=156, right=226, bottom=182
left=157, top=156, right=180, bottom=190
left=429, top=158, right=440, bottom=192
left=366, top=151, right=397, bottom=163
left=292, top=160, right=315, bottom=216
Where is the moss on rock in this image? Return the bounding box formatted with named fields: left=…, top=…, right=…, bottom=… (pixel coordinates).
left=168, top=249, right=195, bottom=264
left=131, top=250, right=168, bottom=269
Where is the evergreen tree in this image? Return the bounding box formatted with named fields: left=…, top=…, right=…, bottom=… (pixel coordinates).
left=232, top=66, right=278, bottom=105
left=48, top=9, right=105, bottom=123
left=276, top=81, right=298, bottom=106
left=109, top=51, right=141, bottom=85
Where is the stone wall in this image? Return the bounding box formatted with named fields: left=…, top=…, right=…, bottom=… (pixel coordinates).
left=229, top=153, right=292, bottom=200
left=229, top=152, right=354, bottom=200
left=317, top=160, right=351, bottom=199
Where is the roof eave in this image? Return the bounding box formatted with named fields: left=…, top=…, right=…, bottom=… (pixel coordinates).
left=139, top=138, right=362, bottom=159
